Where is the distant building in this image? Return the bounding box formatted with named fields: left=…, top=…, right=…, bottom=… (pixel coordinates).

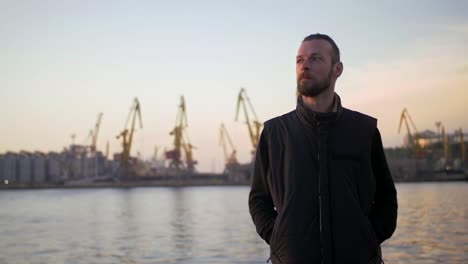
left=46, top=152, right=63, bottom=183
left=1, top=146, right=112, bottom=186
left=0, top=152, right=18, bottom=184
left=17, top=151, right=32, bottom=184
left=31, top=152, right=46, bottom=184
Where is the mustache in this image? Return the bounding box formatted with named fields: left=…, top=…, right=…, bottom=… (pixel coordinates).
left=298, top=72, right=314, bottom=80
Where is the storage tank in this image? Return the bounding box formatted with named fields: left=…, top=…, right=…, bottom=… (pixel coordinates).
left=0, top=152, right=18, bottom=185
left=17, top=152, right=32, bottom=185
left=31, top=152, right=46, bottom=184
left=46, top=152, right=62, bottom=183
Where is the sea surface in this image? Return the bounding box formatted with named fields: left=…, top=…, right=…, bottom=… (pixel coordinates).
left=0, top=183, right=467, bottom=264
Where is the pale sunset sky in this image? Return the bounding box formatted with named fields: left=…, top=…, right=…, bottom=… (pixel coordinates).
left=1, top=0, right=467, bottom=172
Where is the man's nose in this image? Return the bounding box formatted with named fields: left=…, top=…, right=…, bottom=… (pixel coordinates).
left=300, top=59, right=311, bottom=71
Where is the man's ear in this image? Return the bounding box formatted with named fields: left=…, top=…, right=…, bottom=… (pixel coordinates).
left=334, top=62, right=343, bottom=78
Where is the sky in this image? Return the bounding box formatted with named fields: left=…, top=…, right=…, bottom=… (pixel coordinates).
left=1, top=0, right=467, bottom=173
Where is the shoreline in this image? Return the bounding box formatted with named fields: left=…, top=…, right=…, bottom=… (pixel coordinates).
left=1, top=178, right=467, bottom=190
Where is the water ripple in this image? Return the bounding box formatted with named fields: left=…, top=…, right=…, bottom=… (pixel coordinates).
left=0, top=183, right=466, bottom=263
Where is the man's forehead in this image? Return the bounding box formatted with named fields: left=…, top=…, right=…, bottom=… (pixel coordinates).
left=297, top=39, right=333, bottom=56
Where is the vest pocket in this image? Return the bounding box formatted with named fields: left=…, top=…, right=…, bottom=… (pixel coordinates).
left=330, top=159, right=380, bottom=262
left=269, top=217, right=321, bottom=263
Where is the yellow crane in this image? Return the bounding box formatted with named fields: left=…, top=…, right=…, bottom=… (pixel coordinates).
left=85, top=119, right=103, bottom=177
left=116, top=98, right=143, bottom=176
left=91, top=112, right=103, bottom=152
left=235, top=88, right=262, bottom=155
left=219, top=123, right=239, bottom=169
left=398, top=108, right=424, bottom=158
left=182, top=142, right=197, bottom=172
left=441, top=125, right=451, bottom=163
left=166, top=96, right=197, bottom=172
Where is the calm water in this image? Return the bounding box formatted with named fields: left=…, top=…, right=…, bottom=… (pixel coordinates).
left=0, top=183, right=466, bottom=264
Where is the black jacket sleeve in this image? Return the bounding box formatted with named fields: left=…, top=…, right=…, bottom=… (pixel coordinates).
left=248, top=126, right=277, bottom=244
left=369, top=128, right=398, bottom=243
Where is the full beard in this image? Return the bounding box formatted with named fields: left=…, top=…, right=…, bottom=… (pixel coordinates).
left=296, top=71, right=332, bottom=97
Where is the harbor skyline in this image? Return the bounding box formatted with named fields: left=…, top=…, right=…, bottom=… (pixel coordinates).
left=1, top=0, right=467, bottom=172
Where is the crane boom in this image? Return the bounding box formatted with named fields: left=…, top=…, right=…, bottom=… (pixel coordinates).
left=235, top=88, right=262, bottom=154
left=398, top=110, right=414, bottom=146
left=219, top=123, right=238, bottom=167
left=82, top=130, right=93, bottom=146
left=116, top=98, right=143, bottom=176
left=167, top=96, right=197, bottom=172
left=127, top=99, right=142, bottom=155
left=219, top=125, right=229, bottom=161
left=91, top=112, right=103, bottom=152
left=398, top=108, right=424, bottom=158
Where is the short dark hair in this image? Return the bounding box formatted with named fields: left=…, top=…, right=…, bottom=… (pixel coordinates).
left=303, top=33, right=340, bottom=64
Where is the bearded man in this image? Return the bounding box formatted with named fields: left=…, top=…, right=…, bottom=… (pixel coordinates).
left=248, top=33, right=398, bottom=264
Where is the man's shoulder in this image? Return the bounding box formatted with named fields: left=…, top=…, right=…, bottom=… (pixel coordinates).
left=264, top=109, right=297, bottom=129
left=342, top=107, right=377, bottom=126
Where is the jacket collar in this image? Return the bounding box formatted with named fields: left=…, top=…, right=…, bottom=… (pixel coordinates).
left=296, top=93, right=343, bottom=127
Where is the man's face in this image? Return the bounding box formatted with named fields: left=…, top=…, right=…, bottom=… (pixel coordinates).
left=296, top=39, right=336, bottom=97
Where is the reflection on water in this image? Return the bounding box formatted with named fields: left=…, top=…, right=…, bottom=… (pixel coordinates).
left=0, top=187, right=267, bottom=264
left=384, top=183, right=467, bottom=264
left=0, top=183, right=466, bottom=264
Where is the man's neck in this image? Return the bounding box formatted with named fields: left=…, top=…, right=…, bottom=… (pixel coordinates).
left=301, top=90, right=336, bottom=113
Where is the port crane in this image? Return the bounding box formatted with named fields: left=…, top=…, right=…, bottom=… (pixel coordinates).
left=441, top=125, right=451, bottom=163
left=219, top=123, right=239, bottom=170
left=90, top=112, right=103, bottom=152
left=459, top=128, right=466, bottom=163
left=439, top=126, right=468, bottom=169
left=398, top=108, right=425, bottom=158
left=183, top=142, right=197, bottom=172
left=82, top=130, right=94, bottom=147
left=235, top=88, right=262, bottom=155
left=116, top=98, right=143, bottom=176
left=166, top=96, right=197, bottom=172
